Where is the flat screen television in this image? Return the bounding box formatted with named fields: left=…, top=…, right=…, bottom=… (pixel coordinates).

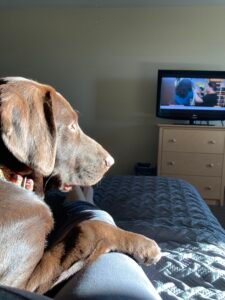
left=156, top=70, right=225, bottom=124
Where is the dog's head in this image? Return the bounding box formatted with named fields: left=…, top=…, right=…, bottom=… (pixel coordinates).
left=0, top=77, right=114, bottom=191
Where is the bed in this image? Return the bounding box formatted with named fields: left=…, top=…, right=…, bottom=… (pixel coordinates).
left=94, top=176, right=225, bottom=299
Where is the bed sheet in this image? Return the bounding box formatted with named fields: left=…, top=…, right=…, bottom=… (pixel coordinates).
left=94, top=176, right=225, bottom=299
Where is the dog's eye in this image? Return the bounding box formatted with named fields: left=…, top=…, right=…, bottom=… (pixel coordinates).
left=68, top=123, right=77, bottom=131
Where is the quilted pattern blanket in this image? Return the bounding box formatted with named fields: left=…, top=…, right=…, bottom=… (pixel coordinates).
left=94, top=176, right=225, bottom=300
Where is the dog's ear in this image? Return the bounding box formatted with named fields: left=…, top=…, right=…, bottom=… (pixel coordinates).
left=0, top=79, right=56, bottom=176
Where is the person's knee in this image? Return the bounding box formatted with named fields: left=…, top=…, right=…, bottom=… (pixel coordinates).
left=91, top=210, right=116, bottom=226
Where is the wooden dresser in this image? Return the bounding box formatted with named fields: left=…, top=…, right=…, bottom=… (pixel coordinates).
left=157, top=124, right=225, bottom=206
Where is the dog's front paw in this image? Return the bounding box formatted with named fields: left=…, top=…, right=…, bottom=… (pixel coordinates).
left=131, top=235, right=161, bottom=266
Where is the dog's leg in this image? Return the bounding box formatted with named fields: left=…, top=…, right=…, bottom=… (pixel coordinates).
left=75, top=220, right=161, bottom=266
left=26, top=220, right=161, bottom=294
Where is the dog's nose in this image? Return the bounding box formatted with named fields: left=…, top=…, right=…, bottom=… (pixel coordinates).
left=105, top=155, right=114, bottom=168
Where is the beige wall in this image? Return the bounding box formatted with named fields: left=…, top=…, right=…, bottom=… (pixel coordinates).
left=0, top=5, right=225, bottom=174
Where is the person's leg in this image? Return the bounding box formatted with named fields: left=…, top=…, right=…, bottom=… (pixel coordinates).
left=53, top=209, right=161, bottom=300
left=82, top=186, right=95, bottom=204
left=0, top=285, right=51, bottom=300
left=65, top=186, right=95, bottom=204
left=45, top=189, right=161, bottom=300
left=54, top=252, right=161, bottom=300
left=65, top=186, right=87, bottom=201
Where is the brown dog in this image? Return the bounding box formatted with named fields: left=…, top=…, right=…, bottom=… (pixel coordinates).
left=0, top=77, right=161, bottom=294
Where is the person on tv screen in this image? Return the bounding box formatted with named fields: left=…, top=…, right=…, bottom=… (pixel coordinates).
left=175, top=78, right=193, bottom=106
left=194, top=81, right=218, bottom=107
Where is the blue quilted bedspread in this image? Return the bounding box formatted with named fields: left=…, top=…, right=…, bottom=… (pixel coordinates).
left=94, top=176, right=225, bottom=300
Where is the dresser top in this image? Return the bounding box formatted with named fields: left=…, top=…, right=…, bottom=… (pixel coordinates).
left=158, top=124, right=225, bottom=130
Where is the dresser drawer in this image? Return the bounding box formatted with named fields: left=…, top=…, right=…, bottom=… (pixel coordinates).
left=161, top=152, right=223, bottom=176
left=162, top=129, right=225, bottom=153
left=163, top=175, right=221, bottom=200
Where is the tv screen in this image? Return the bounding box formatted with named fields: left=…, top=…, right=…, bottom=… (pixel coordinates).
left=156, top=70, right=225, bottom=123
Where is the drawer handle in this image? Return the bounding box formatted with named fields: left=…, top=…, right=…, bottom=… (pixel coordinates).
left=205, top=186, right=212, bottom=191
left=167, top=161, right=175, bottom=166
left=206, top=163, right=214, bottom=168
left=168, top=138, right=176, bottom=143
left=208, top=140, right=216, bottom=144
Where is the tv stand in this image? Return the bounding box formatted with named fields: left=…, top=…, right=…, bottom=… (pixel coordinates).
left=188, top=120, right=215, bottom=126
left=189, top=119, right=195, bottom=125
left=157, top=124, right=225, bottom=206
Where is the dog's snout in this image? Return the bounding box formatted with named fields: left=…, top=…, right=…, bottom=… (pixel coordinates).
left=105, top=155, right=114, bottom=168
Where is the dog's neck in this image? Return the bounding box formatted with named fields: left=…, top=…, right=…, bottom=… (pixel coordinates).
left=0, top=166, right=15, bottom=182
left=0, top=166, right=30, bottom=190
left=0, top=137, right=45, bottom=196
left=0, top=163, right=59, bottom=199
left=0, top=168, right=6, bottom=181
left=0, top=165, right=44, bottom=197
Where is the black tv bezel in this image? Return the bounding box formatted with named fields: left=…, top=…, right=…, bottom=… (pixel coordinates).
left=156, top=69, right=225, bottom=122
